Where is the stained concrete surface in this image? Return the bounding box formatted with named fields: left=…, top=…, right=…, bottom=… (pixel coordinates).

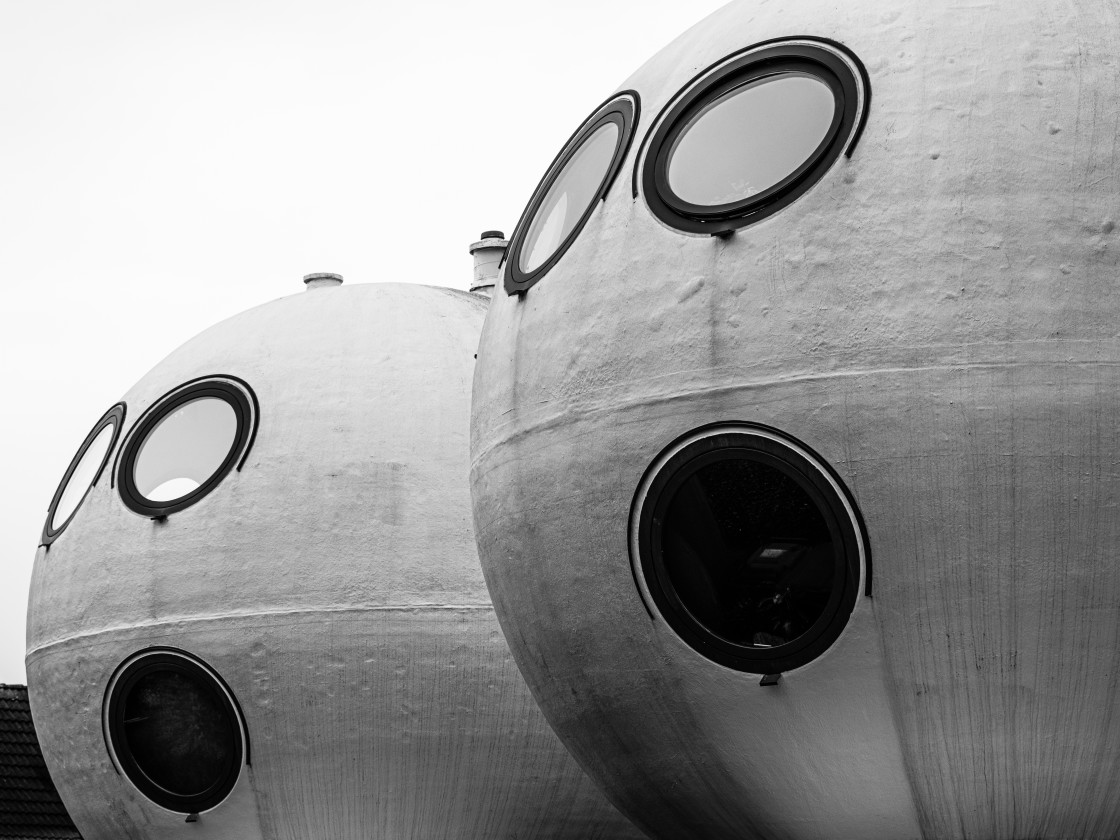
left=471, top=0, right=1120, bottom=837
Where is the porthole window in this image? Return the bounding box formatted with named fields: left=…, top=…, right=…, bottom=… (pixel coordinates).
left=42, top=403, right=126, bottom=546
left=641, top=42, right=868, bottom=235
left=630, top=424, right=867, bottom=673
left=118, top=377, right=257, bottom=518
left=104, top=649, right=247, bottom=813
left=505, top=92, right=638, bottom=295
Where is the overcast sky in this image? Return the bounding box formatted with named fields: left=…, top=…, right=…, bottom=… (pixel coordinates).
left=0, top=1, right=729, bottom=683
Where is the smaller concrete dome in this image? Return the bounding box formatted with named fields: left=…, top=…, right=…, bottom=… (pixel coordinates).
left=28, top=281, right=641, bottom=840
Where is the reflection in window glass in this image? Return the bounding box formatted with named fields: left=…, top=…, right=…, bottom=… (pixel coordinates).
left=133, top=398, right=237, bottom=502
left=51, top=424, right=115, bottom=530
left=122, top=669, right=237, bottom=797
left=661, top=457, right=835, bottom=648
left=667, top=72, right=835, bottom=206
left=520, top=120, right=620, bottom=274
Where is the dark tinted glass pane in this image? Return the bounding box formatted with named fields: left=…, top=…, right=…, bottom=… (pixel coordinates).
left=519, top=120, right=620, bottom=274
left=661, top=457, right=834, bottom=648
left=667, top=72, right=835, bottom=206
left=123, top=669, right=235, bottom=796
left=134, top=397, right=238, bottom=501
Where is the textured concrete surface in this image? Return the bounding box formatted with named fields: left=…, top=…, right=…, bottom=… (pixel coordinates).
left=28, top=282, right=643, bottom=839
left=470, top=1, right=1120, bottom=838
left=470, top=234, right=509, bottom=296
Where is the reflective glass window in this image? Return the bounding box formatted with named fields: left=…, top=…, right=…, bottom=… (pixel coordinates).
left=106, top=651, right=245, bottom=813
left=42, top=403, right=125, bottom=545
left=633, top=426, right=865, bottom=673
left=520, top=121, right=620, bottom=274
left=505, top=93, right=637, bottom=294
left=641, top=42, right=868, bottom=235
left=123, top=668, right=238, bottom=797
left=660, top=456, right=835, bottom=648
left=52, top=425, right=115, bottom=530
left=666, top=73, right=836, bottom=207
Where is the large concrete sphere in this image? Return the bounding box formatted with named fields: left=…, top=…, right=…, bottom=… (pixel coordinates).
left=471, top=2, right=1120, bottom=839
left=27, top=282, right=641, bottom=840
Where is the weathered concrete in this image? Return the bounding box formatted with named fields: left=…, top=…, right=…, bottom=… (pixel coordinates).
left=470, top=1, right=1120, bottom=838
left=469, top=233, right=509, bottom=297
left=28, top=282, right=643, bottom=839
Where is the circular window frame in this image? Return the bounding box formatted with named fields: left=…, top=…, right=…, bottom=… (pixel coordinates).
left=504, top=91, right=639, bottom=296
left=641, top=42, right=866, bottom=236
left=117, top=377, right=257, bottom=519
left=103, top=647, right=248, bottom=814
left=629, top=423, right=868, bottom=673
left=41, top=402, right=127, bottom=546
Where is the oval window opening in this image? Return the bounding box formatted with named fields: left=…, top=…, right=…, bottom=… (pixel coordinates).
left=134, top=397, right=238, bottom=502
left=117, top=378, right=256, bottom=518
left=42, top=403, right=126, bottom=545
left=661, top=455, right=835, bottom=649
left=105, top=650, right=245, bottom=813
left=125, top=669, right=237, bottom=796
left=666, top=72, right=836, bottom=208
left=53, top=425, right=115, bottom=529
left=520, top=120, right=620, bottom=274
left=505, top=93, right=638, bottom=294
left=633, top=425, right=865, bottom=673
left=641, top=42, right=868, bottom=235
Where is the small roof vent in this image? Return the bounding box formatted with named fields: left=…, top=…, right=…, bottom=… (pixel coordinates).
left=469, top=231, right=508, bottom=298
left=303, top=272, right=343, bottom=291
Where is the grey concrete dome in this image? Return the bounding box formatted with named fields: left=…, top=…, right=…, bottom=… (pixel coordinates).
left=28, top=282, right=641, bottom=839
left=471, top=1, right=1120, bottom=839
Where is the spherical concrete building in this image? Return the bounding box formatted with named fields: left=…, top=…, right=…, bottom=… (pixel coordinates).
left=27, top=280, right=642, bottom=839
left=471, top=1, right=1120, bottom=838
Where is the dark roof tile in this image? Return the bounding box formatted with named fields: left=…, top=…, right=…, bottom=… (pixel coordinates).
left=0, top=687, right=81, bottom=840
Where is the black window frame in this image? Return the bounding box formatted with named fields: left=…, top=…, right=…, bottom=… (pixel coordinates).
left=640, top=42, right=868, bottom=236
left=630, top=423, right=869, bottom=674
left=103, top=647, right=248, bottom=814
left=504, top=91, right=640, bottom=296
left=41, top=402, right=127, bottom=546
left=116, top=376, right=258, bottom=519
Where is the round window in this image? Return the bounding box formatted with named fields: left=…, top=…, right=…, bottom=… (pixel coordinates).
left=505, top=92, right=638, bottom=295
left=642, top=43, right=868, bottom=235
left=42, top=403, right=126, bottom=545
left=118, top=378, right=256, bottom=518
left=520, top=120, right=621, bottom=275
left=666, top=72, right=836, bottom=207
left=104, top=649, right=246, bottom=813
left=631, top=424, right=867, bottom=673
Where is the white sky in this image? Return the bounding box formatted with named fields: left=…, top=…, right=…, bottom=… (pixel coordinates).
left=0, top=0, right=729, bottom=683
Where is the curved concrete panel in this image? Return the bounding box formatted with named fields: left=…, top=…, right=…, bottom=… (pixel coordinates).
left=471, top=1, right=1120, bottom=838
left=29, top=282, right=643, bottom=840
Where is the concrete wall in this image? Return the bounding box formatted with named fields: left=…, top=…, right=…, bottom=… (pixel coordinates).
left=28, top=282, right=643, bottom=840
left=470, top=1, right=1120, bottom=838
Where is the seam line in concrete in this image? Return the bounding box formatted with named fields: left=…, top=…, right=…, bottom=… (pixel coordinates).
left=472, top=356, right=1119, bottom=466
left=28, top=603, right=496, bottom=657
